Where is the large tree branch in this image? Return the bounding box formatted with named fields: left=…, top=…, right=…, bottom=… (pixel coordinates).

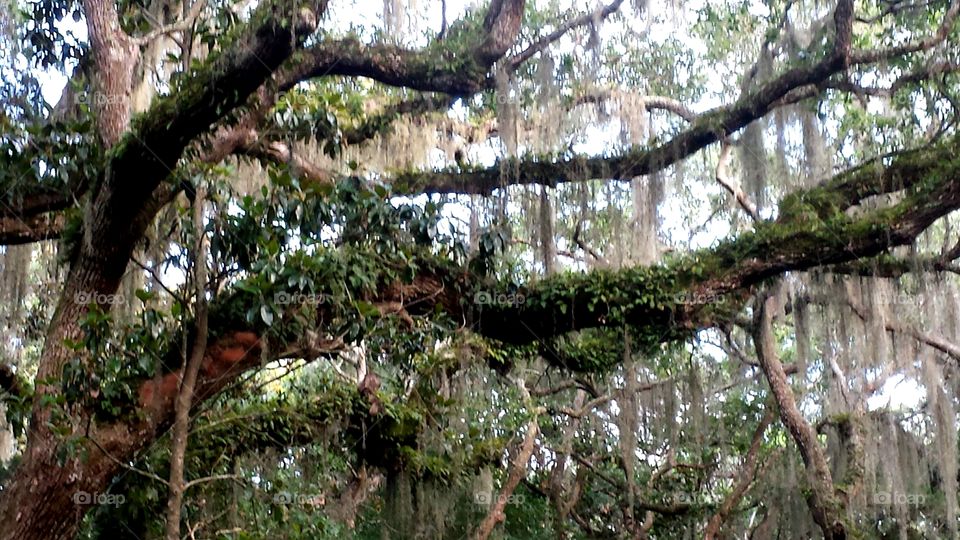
left=209, top=0, right=957, bottom=204
left=43, top=0, right=327, bottom=396
left=278, top=37, right=493, bottom=95
left=83, top=0, right=138, bottom=144
left=139, top=133, right=960, bottom=406
left=386, top=0, right=855, bottom=196
left=93, top=2, right=322, bottom=247
left=196, top=0, right=527, bottom=178
left=458, top=138, right=960, bottom=346
left=57, top=124, right=960, bottom=540
left=277, top=0, right=524, bottom=96
left=477, top=0, right=526, bottom=65
left=181, top=133, right=960, bottom=370
left=0, top=212, right=66, bottom=245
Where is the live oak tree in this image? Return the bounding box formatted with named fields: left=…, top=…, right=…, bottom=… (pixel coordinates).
left=1, top=0, right=960, bottom=538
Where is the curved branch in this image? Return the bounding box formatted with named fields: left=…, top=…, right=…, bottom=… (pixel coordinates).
left=850, top=0, right=960, bottom=64
left=505, top=0, right=626, bottom=71
left=570, top=90, right=697, bottom=122
left=278, top=0, right=524, bottom=96
left=715, top=140, right=761, bottom=221
left=753, top=290, right=845, bottom=539
left=389, top=2, right=855, bottom=196
left=473, top=413, right=539, bottom=540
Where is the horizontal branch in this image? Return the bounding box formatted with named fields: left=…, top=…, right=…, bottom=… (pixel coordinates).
left=850, top=0, right=960, bottom=64
left=277, top=0, right=523, bottom=96
left=571, top=90, right=697, bottom=122
left=467, top=137, right=959, bottom=345
left=278, top=37, right=491, bottom=95
left=388, top=40, right=854, bottom=194
left=0, top=212, right=66, bottom=245
left=844, top=291, right=960, bottom=362
left=145, top=132, right=960, bottom=392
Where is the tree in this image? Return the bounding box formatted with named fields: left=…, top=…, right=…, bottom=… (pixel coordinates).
left=0, top=0, right=959, bottom=538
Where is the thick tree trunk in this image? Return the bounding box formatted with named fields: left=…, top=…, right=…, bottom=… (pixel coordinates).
left=0, top=1, right=323, bottom=534
left=0, top=244, right=136, bottom=538
left=83, top=0, right=137, bottom=146
left=0, top=442, right=117, bottom=539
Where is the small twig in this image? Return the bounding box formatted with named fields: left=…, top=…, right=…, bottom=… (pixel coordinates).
left=505, top=0, right=626, bottom=72
left=570, top=89, right=697, bottom=123
left=184, top=474, right=240, bottom=490
left=704, top=406, right=776, bottom=539
left=572, top=221, right=609, bottom=266
left=87, top=435, right=169, bottom=487
left=131, top=256, right=186, bottom=304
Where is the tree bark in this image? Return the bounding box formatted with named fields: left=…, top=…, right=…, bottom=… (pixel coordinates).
left=704, top=406, right=776, bottom=539
left=753, top=289, right=847, bottom=539
left=83, top=0, right=138, bottom=146
left=474, top=414, right=539, bottom=540
left=163, top=188, right=209, bottom=540
left=0, top=3, right=322, bottom=535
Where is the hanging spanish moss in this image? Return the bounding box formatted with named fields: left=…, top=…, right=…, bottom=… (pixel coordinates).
left=800, top=109, right=831, bottom=186
left=382, top=0, right=405, bottom=39
left=495, top=68, right=518, bottom=159
left=738, top=121, right=767, bottom=210
left=0, top=245, right=30, bottom=331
